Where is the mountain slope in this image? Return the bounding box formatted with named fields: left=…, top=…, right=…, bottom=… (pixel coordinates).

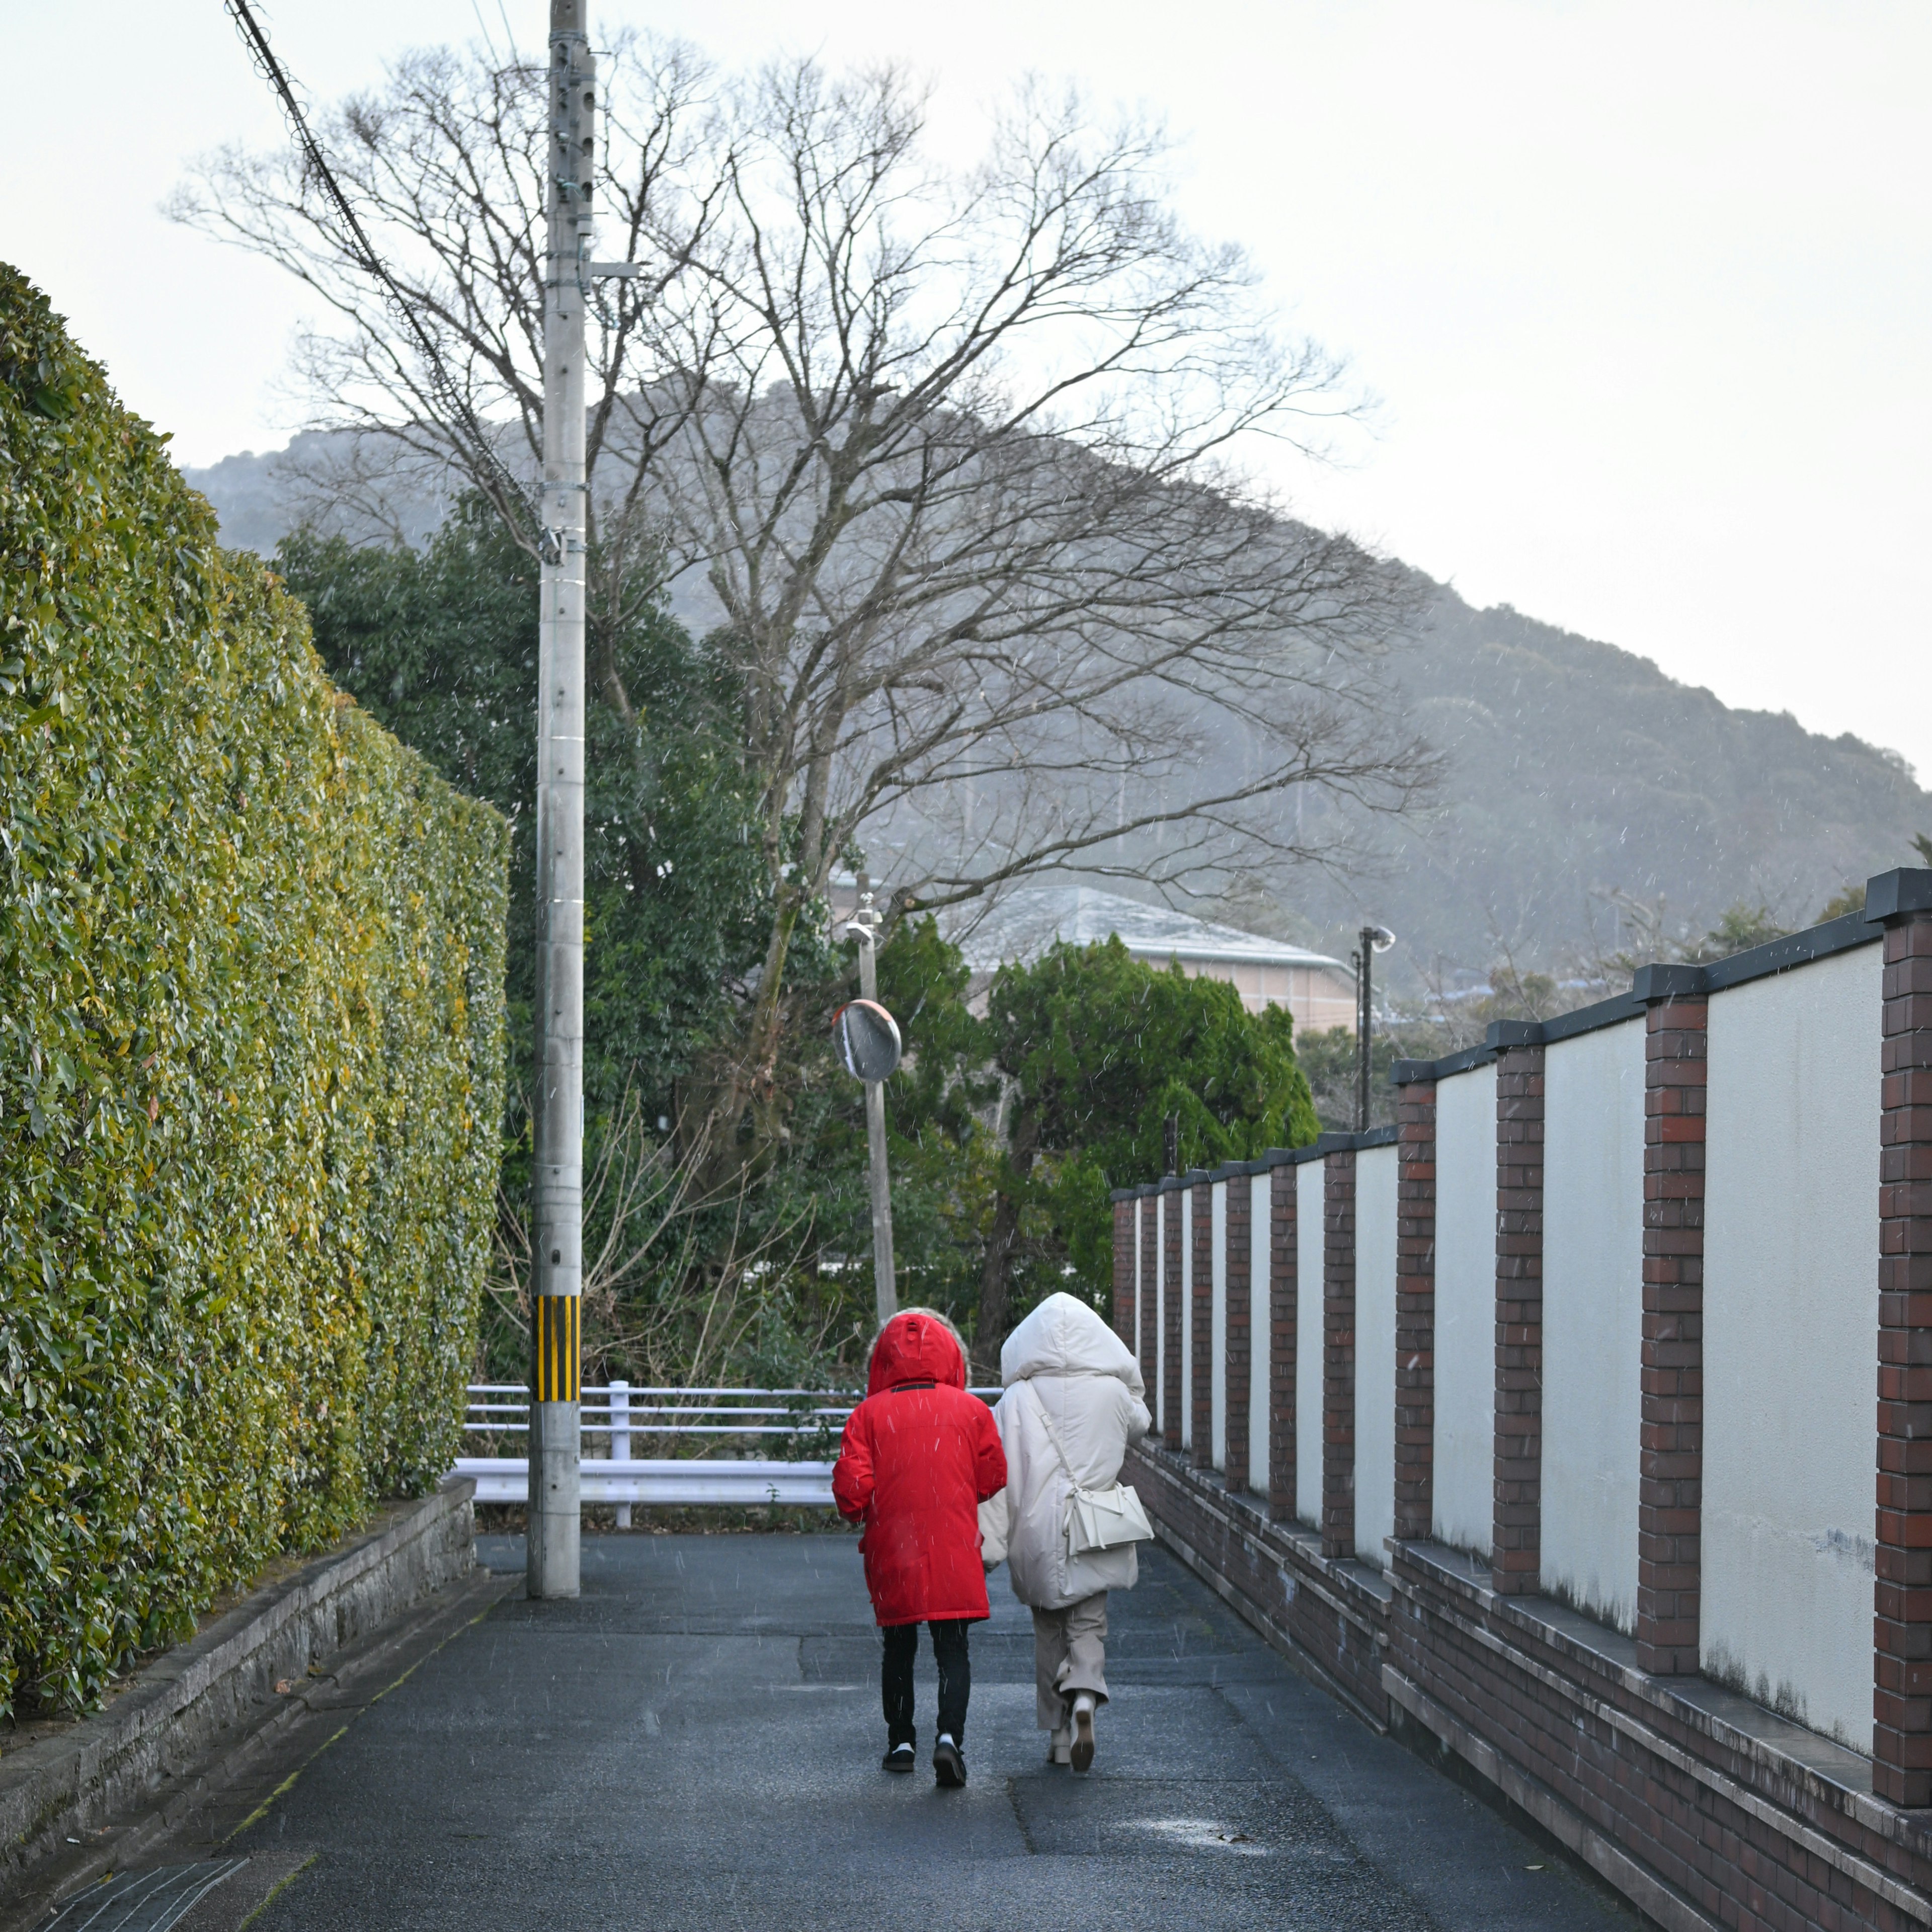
left=1311, top=585, right=1930, bottom=976
left=184, top=441, right=1931, bottom=981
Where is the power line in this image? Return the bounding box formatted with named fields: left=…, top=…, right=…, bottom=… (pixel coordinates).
left=221, top=0, right=551, bottom=559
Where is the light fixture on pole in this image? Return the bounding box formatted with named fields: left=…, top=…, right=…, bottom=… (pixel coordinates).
left=1353, top=924, right=1396, bottom=1133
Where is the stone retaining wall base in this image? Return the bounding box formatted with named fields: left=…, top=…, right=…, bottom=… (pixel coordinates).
left=0, top=1479, right=475, bottom=1889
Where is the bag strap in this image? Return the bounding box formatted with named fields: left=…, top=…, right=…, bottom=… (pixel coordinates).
left=1024, top=1383, right=1082, bottom=1490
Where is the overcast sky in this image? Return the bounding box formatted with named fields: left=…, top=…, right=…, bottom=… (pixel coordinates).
left=5, top=1, right=1927, bottom=778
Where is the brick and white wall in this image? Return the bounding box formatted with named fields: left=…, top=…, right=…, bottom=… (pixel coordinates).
left=1432, top=1061, right=1495, bottom=1556
left=1703, top=943, right=1883, bottom=1747
left=1112, top=870, right=1932, bottom=1932
left=1353, top=1144, right=1399, bottom=1570
left=1542, top=1015, right=1644, bottom=1633
left=1294, top=1158, right=1324, bottom=1525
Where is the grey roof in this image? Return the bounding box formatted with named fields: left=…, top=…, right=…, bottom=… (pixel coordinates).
left=947, top=886, right=1346, bottom=974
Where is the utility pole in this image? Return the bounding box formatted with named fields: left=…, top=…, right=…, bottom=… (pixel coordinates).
left=527, top=0, right=593, bottom=1601
left=850, top=874, right=898, bottom=1327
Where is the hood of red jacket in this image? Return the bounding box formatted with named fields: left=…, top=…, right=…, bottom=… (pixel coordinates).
left=865, top=1310, right=967, bottom=1395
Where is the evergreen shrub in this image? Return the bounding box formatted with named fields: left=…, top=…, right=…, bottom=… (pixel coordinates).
left=0, top=266, right=509, bottom=1716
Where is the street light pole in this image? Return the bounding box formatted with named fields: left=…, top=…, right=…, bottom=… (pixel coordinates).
left=1355, top=928, right=1371, bottom=1133
left=527, top=0, right=593, bottom=1601
left=1354, top=923, right=1396, bottom=1134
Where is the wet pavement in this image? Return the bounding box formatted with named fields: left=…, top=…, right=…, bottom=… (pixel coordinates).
left=222, top=1532, right=1641, bottom=1930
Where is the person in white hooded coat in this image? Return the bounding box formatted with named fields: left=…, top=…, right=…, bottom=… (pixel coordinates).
left=981, top=1292, right=1151, bottom=1772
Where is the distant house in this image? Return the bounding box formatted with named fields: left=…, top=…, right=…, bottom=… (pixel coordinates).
left=946, top=885, right=1357, bottom=1033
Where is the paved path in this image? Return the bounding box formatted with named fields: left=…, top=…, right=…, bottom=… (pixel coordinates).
left=223, top=1533, right=1638, bottom=1931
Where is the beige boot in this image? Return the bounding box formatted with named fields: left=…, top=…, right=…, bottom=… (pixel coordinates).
left=1047, top=1725, right=1072, bottom=1766
left=1070, top=1692, right=1097, bottom=1773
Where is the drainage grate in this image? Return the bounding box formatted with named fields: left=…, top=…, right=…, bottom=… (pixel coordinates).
left=37, top=1860, right=249, bottom=1932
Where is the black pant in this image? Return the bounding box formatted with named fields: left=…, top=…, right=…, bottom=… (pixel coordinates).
left=881, top=1619, right=971, bottom=1748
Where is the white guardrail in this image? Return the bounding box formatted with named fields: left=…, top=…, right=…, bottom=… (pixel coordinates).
left=453, top=1383, right=1001, bottom=1516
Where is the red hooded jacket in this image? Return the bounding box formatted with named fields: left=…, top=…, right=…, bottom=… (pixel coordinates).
left=832, top=1311, right=1007, bottom=1626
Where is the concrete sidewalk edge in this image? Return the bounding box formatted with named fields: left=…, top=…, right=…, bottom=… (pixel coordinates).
left=0, top=1478, right=476, bottom=1894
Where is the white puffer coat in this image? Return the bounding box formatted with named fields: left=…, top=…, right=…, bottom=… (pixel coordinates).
left=985, top=1292, right=1152, bottom=1611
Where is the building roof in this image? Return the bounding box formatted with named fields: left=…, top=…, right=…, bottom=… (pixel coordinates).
left=947, top=885, right=1346, bottom=975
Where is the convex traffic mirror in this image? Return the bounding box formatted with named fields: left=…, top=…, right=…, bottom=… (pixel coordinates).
left=833, top=999, right=902, bottom=1082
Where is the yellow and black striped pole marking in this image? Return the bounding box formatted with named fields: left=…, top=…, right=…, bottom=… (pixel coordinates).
left=533, top=1294, right=581, bottom=1403
left=528, top=1284, right=581, bottom=1598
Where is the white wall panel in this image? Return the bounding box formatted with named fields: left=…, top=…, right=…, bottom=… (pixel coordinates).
left=1132, top=1198, right=1144, bottom=1387
left=1154, top=1193, right=1167, bottom=1436
left=1541, top=1020, right=1644, bottom=1632
left=1250, top=1172, right=1271, bottom=1496
left=1180, top=1188, right=1195, bottom=1451
left=1433, top=1064, right=1496, bottom=1556
left=1210, top=1181, right=1228, bottom=1472
left=1355, top=1144, right=1399, bottom=1569
left=1296, top=1160, right=1325, bottom=1525
left=1704, top=942, right=1882, bottom=1748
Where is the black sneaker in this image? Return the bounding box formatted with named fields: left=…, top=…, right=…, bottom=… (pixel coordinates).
left=882, top=1741, right=916, bottom=1773
left=933, top=1735, right=967, bottom=1788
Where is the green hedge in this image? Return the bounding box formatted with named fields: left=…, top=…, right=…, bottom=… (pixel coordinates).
left=0, top=266, right=510, bottom=1716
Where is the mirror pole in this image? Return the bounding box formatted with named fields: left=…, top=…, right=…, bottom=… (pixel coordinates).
left=854, top=878, right=897, bottom=1325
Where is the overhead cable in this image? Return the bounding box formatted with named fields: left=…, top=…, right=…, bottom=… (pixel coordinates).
left=221, top=0, right=550, bottom=557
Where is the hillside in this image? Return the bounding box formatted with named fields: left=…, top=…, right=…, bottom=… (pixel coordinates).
left=184, top=441, right=1932, bottom=985
left=1294, top=585, right=1931, bottom=982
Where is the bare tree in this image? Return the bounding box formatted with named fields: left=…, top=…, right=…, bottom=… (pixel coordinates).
left=169, top=30, right=720, bottom=724
left=646, top=64, right=1434, bottom=1092
left=486, top=1078, right=830, bottom=1393
left=173, top=41, right=1433, bottom=1132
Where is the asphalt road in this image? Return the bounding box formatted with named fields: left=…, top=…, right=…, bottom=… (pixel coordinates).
left=221, top=1532, right=1640, bottom=1931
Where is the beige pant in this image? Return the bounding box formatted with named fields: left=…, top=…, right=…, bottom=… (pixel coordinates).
left=1032, top=1592, right=1108, bottom=1729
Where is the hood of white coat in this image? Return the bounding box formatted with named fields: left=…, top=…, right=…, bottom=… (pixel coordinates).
left=1000, top=1292, right=1145, bottom=1396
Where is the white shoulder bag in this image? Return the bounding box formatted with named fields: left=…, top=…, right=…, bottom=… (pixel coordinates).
left=1026, top=1384, right=1154, bottom=1554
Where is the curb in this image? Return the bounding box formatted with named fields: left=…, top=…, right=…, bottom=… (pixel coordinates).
left=0, top=1478, right=475, bottom=1893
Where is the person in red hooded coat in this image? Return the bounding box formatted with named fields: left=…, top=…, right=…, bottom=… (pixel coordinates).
left=833, top=1307, right=1007, bottom=1787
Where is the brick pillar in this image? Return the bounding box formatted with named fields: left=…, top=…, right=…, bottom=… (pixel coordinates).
left=1395, top=1078, right=1438, bottom=1545
left=1874, top=871, right=1932, bottom=1802
left=1226, top=1170, right=1252, bottom=1494
left=1112, top=1195, right=1134, bottom=1347
left=1493, top=1037, right=1545, bottom=1596
left=1139, top=1190, right=1159, bottom=1394
left=1635, top=965, right=1708, bottom=1674
left=1192, top=1174, right=1214, bottom=1470
left=1163, top=1185, right=1183, bottom=1451
left=1270, top=1160, right=1299, bottom=1522
left=1323, top=1149, right=1356, bottom=1561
